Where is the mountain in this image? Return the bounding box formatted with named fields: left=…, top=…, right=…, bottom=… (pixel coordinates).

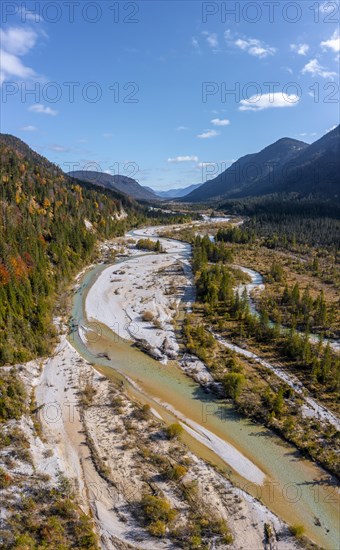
left=144, top=185, right=157, bottom=194
left=183, top=138, right=308, bottom=202
left=68, top=170, right=158, bottom=201
left=251, top=125, right=339, bottom=199
left=0, top=134, right=137, bottom=364
left=154, top=183, right=203, bottom=199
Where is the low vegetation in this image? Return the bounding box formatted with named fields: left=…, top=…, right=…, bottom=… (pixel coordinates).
left=142, top=310, right=155, bottom=322
left=0, top=474, right=99, bottom=549
left=136, top=238, right=165, bottom=252
left=82, top=381, right=234, bottom=549
left=168, top=216, right=340, bottom=479
left=141, top=494, right=178, bottom=536
left=165, top=422, right=183, bottom=440
left=0, top=368, right=26, bottom=422
left=290, top=524, right=306, bottom=539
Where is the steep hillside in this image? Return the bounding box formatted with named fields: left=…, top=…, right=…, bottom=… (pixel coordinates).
left=184, top=138, right=307, bottom=202
left=69, top=170, right=158, bottom=201
left=252, top=125, right=340, bottom=198
left=183, top=127, right=340, bottom=203
left=0, top=134, right=138, bottom=364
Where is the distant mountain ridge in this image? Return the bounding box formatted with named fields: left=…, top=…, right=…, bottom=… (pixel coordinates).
left=259, top=125, right=339, bottom=198
left=154, top=183, right=203, bottom=199
left=183, top=126, right=340, bottom=202
left=183, top=137, right=308, bottom=202
left=68, top=170, right=158, bottom=201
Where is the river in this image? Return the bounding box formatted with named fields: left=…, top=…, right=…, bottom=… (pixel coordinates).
left=69, top=221, right=339, bottom=549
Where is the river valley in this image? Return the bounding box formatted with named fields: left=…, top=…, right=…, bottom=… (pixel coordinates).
left=69, top=219, right=340, bottom=550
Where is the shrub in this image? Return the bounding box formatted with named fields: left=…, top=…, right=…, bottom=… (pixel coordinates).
left=223, top=373, right=245, bottom=400
left=39, top=516, right=66, bottom=545
left=133, top=403, right=151, bottom=421
left=148, top=520, right=167, bottom=537
left=136, top=238, right=164, bottom=252
left=0, top=467, right=12, bottom=489
left=222, top=532, right=234, bottom=544
left=290, top=524, right=305, bottom=539
left=43, top=448, right=53, bottom=458
left=74, top=513, right=99, bottom=548
left=80, top=382, right=97, bottom=406
left=142, top=310, right=154, bottom=322
left=165, top=464, right=187, bottom=481
left=13, top=534, right=36, bottom=549
left=3, top=477, right=99, bottom=549
left=165, top=423, right=183, bottom=440
left=264, top=522, right=272, bottom=540
left=149, top=452, right=168, bottom=468
left=14, top=446, right=33, bottom=464
left=110, top=394, right=124, bottom=413
left=141, top=494, right=177, bottom=524
left=189, top=535, right=202, bottom=548
left=182, top=480, right=199, bottom=502
left=210, top=518, right=232, bottom=538
left=0, top=369, right=26, bottom=422
left=269, top=261, right=284, bottom=282
left=51, top=497, right=76, bottom=519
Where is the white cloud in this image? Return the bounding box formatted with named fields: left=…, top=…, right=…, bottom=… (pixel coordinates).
left=176, top=126, right=188, bottom=131
left=290, top=43, right=309, bottom=56
left=0, top=49, right=37, bottom=84
left=29, top=103, right=58, bottom=116
left=224, top=29, right=275, bottom=59
left=321, top=30, right=340, bottom=53
left=197, top=129, right=219, bottom=139
left=0, top=26, right=45, bottom=84
left=211, top=118, right=230, bottom=127
left=239, top=92, right=300, bottom=111
left=302, top=58, right=336, bottom=78
left=234, top=37, right=276, bottom=58
left=192, top=37, right=199, bottom=49
left=168, top=155, right=198, bottom=163
left=299, top=131, right=318, bottom=138
left=0, top=27, right=38, bottom=55
left=202, top=31, right=218, bottom=49
left=20, top=125, right=38, bottom=131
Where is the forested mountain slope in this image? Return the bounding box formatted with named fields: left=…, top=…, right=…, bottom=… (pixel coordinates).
left=183, top=138, right=308, bottom=202
left=69, top=170, right=158, bottom=201
left=253, top=124, right=340, bottom=198
left=0, top=134, right=138, bottom=364
left=183, top=126, right=340, bottom=202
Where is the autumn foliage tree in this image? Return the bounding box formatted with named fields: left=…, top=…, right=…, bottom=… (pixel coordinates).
left=0, top=134, right=137, bottom=364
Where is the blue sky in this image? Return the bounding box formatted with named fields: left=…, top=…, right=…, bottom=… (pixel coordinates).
left=1, top=1, right=339, bottom=190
